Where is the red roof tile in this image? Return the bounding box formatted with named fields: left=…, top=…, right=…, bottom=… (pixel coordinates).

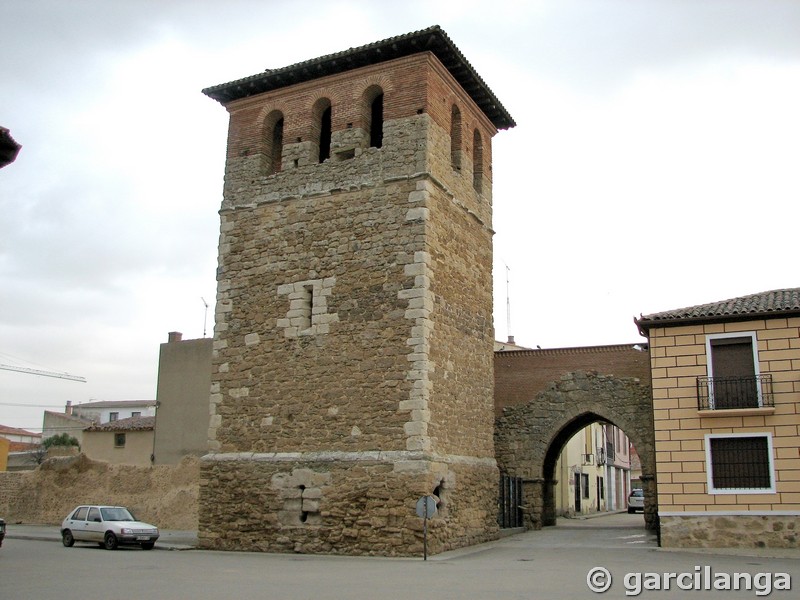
left=636, top=288, right=800, bottom=332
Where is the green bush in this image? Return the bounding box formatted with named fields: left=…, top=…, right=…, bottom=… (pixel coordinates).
left=43, top=433, right=80, bottom=450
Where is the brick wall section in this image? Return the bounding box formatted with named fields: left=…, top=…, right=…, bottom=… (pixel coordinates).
left=494, top=345, right=652, bottom=417
left=218, top=53, right=494, bottom=226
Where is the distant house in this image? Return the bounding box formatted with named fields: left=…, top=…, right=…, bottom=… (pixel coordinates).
left=40, top=399, right=156, bottom=461
left=636, top=288, right=800, bottom=549
left=66, top=399, right=156, bottom=424
left=82, top=416, right=155, bottom=467
left=0, top=424, right=43, bottom=471
left=0, top=424, right=42, bottom=451
left=37, top=332, right=212, bottom=467
left=40, top=402, right=154, bottom=466
left=494, top=337, right=531, bottom=352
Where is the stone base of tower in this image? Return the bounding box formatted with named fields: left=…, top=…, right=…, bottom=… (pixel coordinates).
left=199, top=452, right=499, bottom=556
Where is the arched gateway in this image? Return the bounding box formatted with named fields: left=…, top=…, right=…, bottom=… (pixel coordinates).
left=494, top=351, right=657, bottom=532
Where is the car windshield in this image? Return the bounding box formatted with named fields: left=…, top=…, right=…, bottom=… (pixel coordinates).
left=100, top=507, right=135, bottom=522
left=631, top=489, right=643, bottom=497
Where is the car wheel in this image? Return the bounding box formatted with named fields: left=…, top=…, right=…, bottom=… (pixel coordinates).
left=628, top=508, right=634, bottom=514
left=104, top=532, right=118, bottom=550
left=141, top=542, right=155, bottom=550
left=62, top=529, right=75, bottom=547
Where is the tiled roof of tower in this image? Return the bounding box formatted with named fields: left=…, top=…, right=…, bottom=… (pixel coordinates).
left=203, top=25, right=516, bottom=130
left=635, top=288, right=800, bottom=332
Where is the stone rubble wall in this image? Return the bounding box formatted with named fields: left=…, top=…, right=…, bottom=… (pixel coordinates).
left=660, top=515, right=799, bottom=548
left=0, top=454, right=199, bottom=530
left=209, top=176, right=422, bottom=455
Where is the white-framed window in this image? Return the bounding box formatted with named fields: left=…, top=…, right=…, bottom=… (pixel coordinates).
left=704, top=332, right=762, bottom=409
left=705, top=433, right=775, bottom=494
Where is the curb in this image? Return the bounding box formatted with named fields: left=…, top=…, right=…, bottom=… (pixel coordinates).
left=5, top=531, right=195, bottom=551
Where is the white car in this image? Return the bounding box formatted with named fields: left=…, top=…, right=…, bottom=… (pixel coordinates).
left=627, top=489, right=644, bottom=513
left=61, top=505, right=159, bottom=550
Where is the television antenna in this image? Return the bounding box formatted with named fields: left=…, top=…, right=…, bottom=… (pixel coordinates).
left=201, top=297, right=209, bottom=338
left=502, top=260, right=513, bottom=343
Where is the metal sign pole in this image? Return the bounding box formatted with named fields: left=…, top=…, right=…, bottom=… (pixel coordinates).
left=423, top=500, right=428, bottom=561
left=415, top=495, right=437, bottom=561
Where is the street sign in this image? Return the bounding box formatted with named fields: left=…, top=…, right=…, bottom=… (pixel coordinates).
left=416, top=495, right=438, bottom=519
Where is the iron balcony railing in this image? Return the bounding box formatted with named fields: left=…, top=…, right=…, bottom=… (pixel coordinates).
left=697, top=374, right=774, bottom=410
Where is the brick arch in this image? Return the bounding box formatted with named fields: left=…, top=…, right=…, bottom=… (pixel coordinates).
left=495, top=370, right=657, bottom=531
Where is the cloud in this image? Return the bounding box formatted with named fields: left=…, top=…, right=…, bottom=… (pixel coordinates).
left=2, top=0, right=799, bottom=430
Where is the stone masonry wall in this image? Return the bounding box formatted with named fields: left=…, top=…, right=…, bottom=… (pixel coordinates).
left=0, top=454, right=199, bottom=529
left=200, top=455, right=497, bottom=555
left=661, top=515, right=799, bottom=549
left=426, top=180, right=495, bottom=458
left=209, top=177, right=421, bottom=454
left=495, top=371, right=657, bottom=530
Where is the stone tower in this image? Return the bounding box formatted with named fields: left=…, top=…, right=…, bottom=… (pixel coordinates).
left=199, top=26, right=514, bottom=556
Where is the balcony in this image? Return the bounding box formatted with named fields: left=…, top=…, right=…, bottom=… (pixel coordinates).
left=696, top=374, right=774, bottom=411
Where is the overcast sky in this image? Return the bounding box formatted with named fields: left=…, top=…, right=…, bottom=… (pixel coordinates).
left=2, top=0, right=798, bottom=432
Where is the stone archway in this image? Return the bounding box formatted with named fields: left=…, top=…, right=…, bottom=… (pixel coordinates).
left=494, top=371, right=657, bottom=531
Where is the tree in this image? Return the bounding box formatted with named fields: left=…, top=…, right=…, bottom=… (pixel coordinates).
left=42, top=433, right=80, bottom=450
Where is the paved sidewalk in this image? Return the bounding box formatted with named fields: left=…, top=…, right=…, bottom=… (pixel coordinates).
left=5, top=523, right=197, bottom=550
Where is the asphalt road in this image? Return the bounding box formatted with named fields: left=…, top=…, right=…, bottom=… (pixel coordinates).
left=1, top=513, right=798, bottom=600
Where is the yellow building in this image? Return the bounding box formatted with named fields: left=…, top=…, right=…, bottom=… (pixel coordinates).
left=554, top=422, right=634, bottom=517
left=0, top=437, right=9, bottom=471
left=81, top=416, right=155, bottom=467
left=636, top=288, right=800, bottom=548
